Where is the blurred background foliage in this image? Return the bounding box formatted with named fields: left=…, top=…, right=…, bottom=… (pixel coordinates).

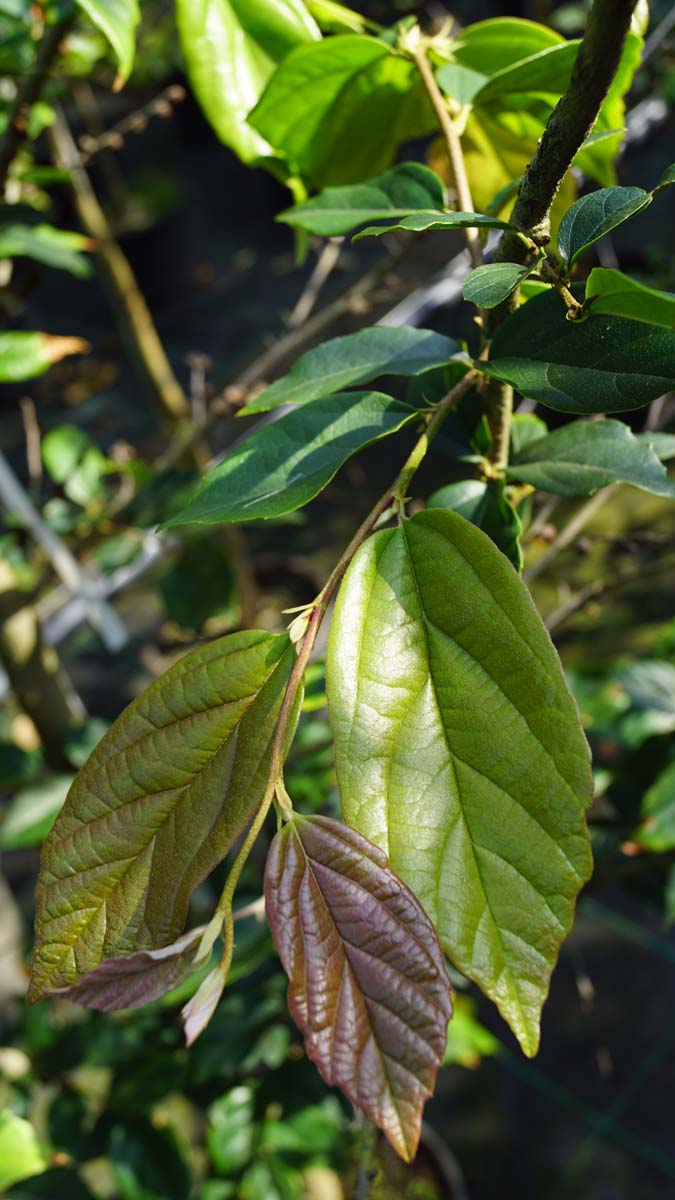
left=0, top=0, right=674, bottom=1196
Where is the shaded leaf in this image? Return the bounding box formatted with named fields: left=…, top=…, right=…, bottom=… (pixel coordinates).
left=109, top=1120, right=191, bottom=1200
left=327, top=509, right=593, bottom=1055
left=507, top=419, right=675, bottom=498
left=164, top=392, right=416, bottom=528
left=75, top=0, right=140, bottom=83
left=277, top=162, right=445, bottom=237
left=557, top=186, right=651, bottom=266
left=0, top=332, right=88, bottom=383
left=265, top=813, right=452, bottom=1161
left=0, top=775, right=72, bottom=849
left=249, top=35, right=432, bottom=188
left=45, top=925, right=208, bottom=1011
left=585, top=267, right=675, bottom=329
left=207, top=1086, right=255, bottom=1175
left=0, top=223, right=92, bottom=276
left=5, top=1168, right=95, bottom=1200
left=482, top=289, right=675, bottom=414
left=428, top=479, right=523, bottom=570
left=462, top=262, right=533, bottom=308
left=354, top=210, right=511, bottom=241
left=435, top=61, right=487, bottom=106
left=242, top=325, right=461, bottom=414
left=635, top=761, right=675, bottom=853
left=655, top=162, right=675, bottom=192
left=176, top=0, right=319, bottom=165
left=161, top=540, right=237, bottom=632
left=28, top=630, right=296, bottom=999
left=509, top=413, right=548, bottom=456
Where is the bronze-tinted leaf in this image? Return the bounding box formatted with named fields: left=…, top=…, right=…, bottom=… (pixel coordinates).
left=29, top=631, right=295, bottom=1001
left=265, top=813, right=452, bottom=1162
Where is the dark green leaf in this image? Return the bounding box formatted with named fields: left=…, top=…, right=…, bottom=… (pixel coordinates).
left=161, top=540, right=237, bottom=631
left=354, top=210, right=511, bottom=241
left=0, top=223, right=92, bottom=276
left=164, top=392, right=416, bottom=528
left=428, top=479, right=523, bottom=570
left=28, top=630, right=296, bottom=999
left=242, top=325, right=460, bottom=413
left=6, top=1168, right=95, bottom=1200
left=277, top=162, right=445, bottom=237
left=585, top=267, right=675, bottom=329
left=482, top=289, right=675, bottom=414
left=109, top=1120, right=191, bottom=1200
left=75, top=0, right=140, bottom=82
left=655, top=162, right=675, bottom=192
left=462, top=261, right=533, bottom=308
left=327, top=509, right=593, bottom=1055
left=249, top=35, right=432, bottom=187
left=0, top=332, right=87, bottom=383
left=0, top=775, right=72, bottom=849
left=427, top=479, right=488, bottom=522
left=508, top=419, right=675, bottom=498
left=176, top=0, right=319, bottom=165
left=265, top=813, right=452, bottom=1161
left=635, top=761, right=675, bottom=853
left=557, top=186, right=652, bottom=266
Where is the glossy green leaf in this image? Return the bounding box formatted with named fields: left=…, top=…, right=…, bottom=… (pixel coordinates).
left=354, top=210, right=511, bottom=241
left=473, top=39, right=579, bottom=103
left=428, top=479, right=523, bottom=570
left=0, top=1111, right=46, bottom=1191
left=585, top=268, right=675, bottom=329
left=0, top=775, right=72, bottom=849
left=242, top=325, right=461, bottom=414
left=557, top=186, right=652, bottom=266
left=164, top=392, right=416, bottom=528
left=462, top=262, right=533, bottom=308
left=655, top=162, right=675, bottom=192
left=427, top=479, right=488, bottom=522
left=635, top=761, right=675, bottom=853
left=435, top=62, right=487, bottom=106
left=176, top=0, right=319, bottom=165
left=0, top=331, right=87, bottom=383
left=277, top=162, right=445, bottom=237
left=451, top=17, right=563, bottom=76
left=207, top=1086, right=255, bottom=1176
left=508, top=419, right=675, bottom=499
left=304, top=0, right=370, bottom=33
left=265, top=813, right=452, bottom=1161
left=249, top=35, right=432, bottom=187
left=0, top=223, right=92, bottom=276
left=28, top=630, right=296, bottom=1000
left=75, top=0, right=140, bottom=82
left=482, top=289, right=675, bottom=414
left=327, top=509, right=593, bottom=1055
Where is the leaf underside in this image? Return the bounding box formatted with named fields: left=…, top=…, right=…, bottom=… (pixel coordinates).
left=29, top=630, right=295, bottom=1001
left=265, top=813, right=452, bottom=1161
left=326, top=509, right=593, bottom=1055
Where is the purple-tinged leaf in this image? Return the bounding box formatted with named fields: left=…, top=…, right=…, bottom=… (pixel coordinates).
left=265, top=814, right=452, bottom=1162
left=45, top=926, right=208, bottom=1011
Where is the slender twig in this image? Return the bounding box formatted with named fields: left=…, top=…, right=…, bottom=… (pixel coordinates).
left=411, top=42, right=483, bottom=269
left=0, top=16, right=72, bottom=193
left=19, top=397, right=42, bottom=497
left=288, top=239, right=343, bottom=327
left=523, top=486, right=618, bottom=585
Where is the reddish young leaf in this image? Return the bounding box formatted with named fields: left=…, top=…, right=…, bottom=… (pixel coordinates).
left=264, top=813, right=452, bottom=1162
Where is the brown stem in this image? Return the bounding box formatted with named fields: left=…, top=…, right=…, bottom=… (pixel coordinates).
left=412, top=45, right=483, bottom=269
left=0, top=16, right=72, bottom=193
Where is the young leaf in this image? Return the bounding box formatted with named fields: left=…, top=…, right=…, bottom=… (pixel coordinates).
left=585, top=267, right=675, bottom=329
left=635, top=761, right=675, bottom=853
left=557, top=186, right=652, bottom=266
left=75, top=0, right=140, bottom=84
left=482, top=289, right=675, bottom=414
left=0, top=332, right=88, bottom=383
left=242, top=325, right=461, bottom=414
left=44, top=926, right=208, bottom=1011
left=277, top=162, right=445, bottom=237
left=28, top=630, right=296, bottom=1000
left=428, top=479, right=523, bottom=570
left=462, top=262, right=533, bottom=308
left=249, top=36, right=432, bottom=188
left=326, top=509, right=593, bottom=1056
left=354, top=210, right=512, bottom=241
left=507, top=419, right=675, bottom=498
left=163, top=392, right=416, bottom=528
left=176, top=0, right=319, bottom=165
left=0, top=223, right=92, bottom=277
left=265, top=813, right=452, bottom=1161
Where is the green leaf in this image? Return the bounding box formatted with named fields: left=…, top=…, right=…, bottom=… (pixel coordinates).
left=482, top=289, right=675, bottom=414
left=507, top=419, right=675, bottom=499
left=557, top=186, right=652, bottom=266
left=585, top=267, right=675, bottom=329
left=265, top=813, right=452, bottom=1161
left=75, top=0, right=140, bottom=83
left=354, top=210, right=511, bottom=241
left=163, top=392, right=416, bottom=528
left=574, top=30, right=642, bottom=187
left=249, top=35, right=432, bottom=188
left=304, top=0, right=371, bottom=33
left=326, top=509, right=593, bottom=1055
left=0, top=775, right=72, bottom=849
left=161, top=540, right=237, bottom=632
left=462, top=262, right=533, bottom=308
left=0, top=1111, right=46, bottom=1191
left=242, top=325, right=461, bottom=413
left=0, top=223, right=92, bottom=276
left=509, top=413, right=548, bottom=456
left=0, top=332, right=87, bottom=383
left=655, top=162, right=675, bottom=192
left=109, top=1120, right=191, bottom=1200
left=443, top=995, right=499, bottom=1068
left=28, top=630, right=296, bottom=999
left=427, top=479, right=488, bottom=522
left=435, top=61, right=488, bottom=106
left=428, top=479, right=523, bottom=570
left=176, top=0, right=319, bottom=165
left=635, top=761, right=675, bottom=853
left=452, top=17, right=563, bottom=75
left=473, top=39, right=579, bottom=103
left=636, top=432, right=675, bottom=462
left=207, top=1086, right=256, bottom=1176
left=277, top=161, right=445, bottom=237
left=41, top=424, right=88, bottom=483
